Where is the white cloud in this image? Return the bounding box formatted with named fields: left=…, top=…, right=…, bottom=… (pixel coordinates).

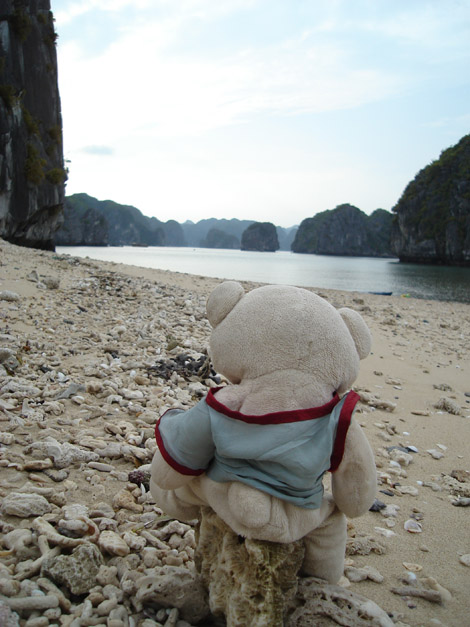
left=59, top=14, right=404, bottom=155
left=57, top=0, right=470, bottom=224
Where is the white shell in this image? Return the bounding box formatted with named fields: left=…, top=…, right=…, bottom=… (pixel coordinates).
left=404, top=519, right=423, bottom=533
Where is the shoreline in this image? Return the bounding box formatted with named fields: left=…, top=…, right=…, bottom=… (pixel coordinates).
left=55, top=244, right=470, bottom=305
left=1, top=238, right=470, bottom=626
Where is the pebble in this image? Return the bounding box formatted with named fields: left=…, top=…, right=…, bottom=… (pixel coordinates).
left=427, top=448, right=445, bottom=460
left=0, top=290, right=20, bottom=301
left=98, top=530, right=130, bottom=556
left=0, top=492, right=52, bottom=517
left=1, top=239, right=469, bottom=626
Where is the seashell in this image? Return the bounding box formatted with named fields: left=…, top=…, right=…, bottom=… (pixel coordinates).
left=403, top=562, right=423, bottom=572
left=374, top=526, right=396, bottom=538
left=98, top=530, right=130, bottom=556
left=459, top=554, right=470, bottom=567
left=404, top=519, right=423, bottom=533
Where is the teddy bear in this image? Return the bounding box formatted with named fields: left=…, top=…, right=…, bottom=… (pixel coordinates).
left=150, top=281, right=377, bottom=584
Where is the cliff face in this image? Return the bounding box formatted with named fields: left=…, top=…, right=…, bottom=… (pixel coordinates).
left=241, top=222, right=279, bottom=252
left=0, top=0, right=65, bottom=250
left=291, top=205, right=394, bottom=257
left=182, top=218, right=254, bottom=247
left=54, top=197, right=108, bottom=246
left=55, top=194, right=188, bottom=246
left=200, top=228, right=239, bottom=249
left=391, top=134, right=470, bottom=265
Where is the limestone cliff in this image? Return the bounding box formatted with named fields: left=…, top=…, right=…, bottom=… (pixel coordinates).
left=291, top=205, right=393, bottom=257
left=55, top=193, right=188, bottom=246
left=241, top=221, right=280, bottom=252
left=54, top=197, right=108, bottom=246
left=391, top=134, right=470, bottom=265
left=0, top=0, right=65, bottom=250
left=182, top=218, right=254, bottom=248
left=200, top=227, right=239, bottom=249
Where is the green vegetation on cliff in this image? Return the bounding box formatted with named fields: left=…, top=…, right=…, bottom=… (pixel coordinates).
left=0, top=0, right=64, bottom=250
left=292, top=204, right=393, bottom=257
left=241, top=222, right=279, bottom=252
left=391, top=134, right=470, bottom=265
left=200, top=228, right=239, bottom=249
left=55, top=193, right=187, bottom=246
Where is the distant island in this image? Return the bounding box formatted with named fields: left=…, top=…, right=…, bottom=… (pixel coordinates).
left=55, top=193, right=298, bottom=252
left=391, top=133, right=470, bottom=266
left=292, top=205, right=394, bottom=257
left=1, top=1, right=468, bottom=264
left=55, top=193, right=396, bottom=257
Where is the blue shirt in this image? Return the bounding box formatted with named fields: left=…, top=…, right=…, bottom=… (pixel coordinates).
left=155, top=387, right=359, bottom=509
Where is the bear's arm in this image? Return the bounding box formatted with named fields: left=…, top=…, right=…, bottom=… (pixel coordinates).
left=151, top=402, right=215, bottom=491
left=151, top=448, right=196, bottom=490
left=331, top=417, right=377, bottom=518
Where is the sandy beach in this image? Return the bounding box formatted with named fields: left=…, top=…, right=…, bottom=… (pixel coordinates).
left=1, top=237, right=469, bottom=627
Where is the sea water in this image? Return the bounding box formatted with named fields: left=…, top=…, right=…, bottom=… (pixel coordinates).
left=56, top=246, right=470, bottom=303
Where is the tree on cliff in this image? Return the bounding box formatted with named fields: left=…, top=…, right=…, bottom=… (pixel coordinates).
left=241, top=222, right=280, bottom=252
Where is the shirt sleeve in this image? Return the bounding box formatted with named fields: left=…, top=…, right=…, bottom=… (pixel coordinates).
left=155, top=398, right=215, bottom=476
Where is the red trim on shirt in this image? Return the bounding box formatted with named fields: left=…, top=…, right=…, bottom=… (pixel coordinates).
left=155, top=416, right=206, bottom=476
left=329, top=390, right=359, bottom=472
left=205, top=386, right=341, bottom=425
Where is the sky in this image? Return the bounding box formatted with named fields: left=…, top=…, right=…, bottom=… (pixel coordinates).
left=53, top=0, right=470, bottom=228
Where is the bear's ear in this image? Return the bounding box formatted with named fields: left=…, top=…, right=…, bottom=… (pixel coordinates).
left=206, top=281, right=245, bottom=328
left=338, top=308, right=372, bottom=359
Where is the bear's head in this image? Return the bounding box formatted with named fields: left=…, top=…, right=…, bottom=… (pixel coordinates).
left=206, top=281, right=371, bottom=400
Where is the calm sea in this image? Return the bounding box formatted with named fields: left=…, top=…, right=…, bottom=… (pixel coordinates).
left=56, top=246, right=470, bottom=303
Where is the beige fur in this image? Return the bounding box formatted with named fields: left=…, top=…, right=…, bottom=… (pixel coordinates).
left=150, top=282, right=377, bottom=583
